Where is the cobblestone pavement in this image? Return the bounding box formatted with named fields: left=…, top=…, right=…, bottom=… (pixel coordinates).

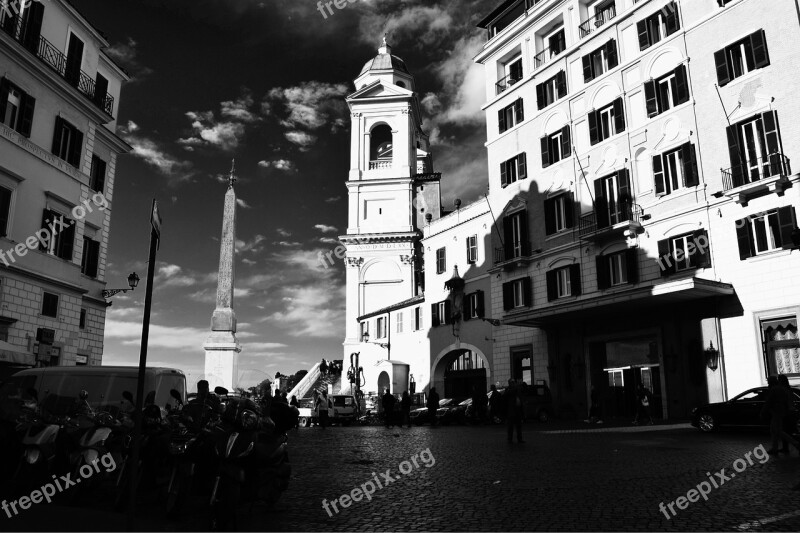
left=5, top=423, right=800, bottom=531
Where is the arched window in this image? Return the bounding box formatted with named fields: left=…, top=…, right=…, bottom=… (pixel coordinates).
left=396, top=81, right=406, bottom=88
left=370, top=124, right=393, bottom=161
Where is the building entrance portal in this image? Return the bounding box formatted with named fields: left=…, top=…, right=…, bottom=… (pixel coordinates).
left=442, top=350, right=487, bottom=399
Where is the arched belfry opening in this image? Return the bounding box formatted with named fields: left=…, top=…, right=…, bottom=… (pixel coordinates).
left=370, top=124, right=393, bottom=161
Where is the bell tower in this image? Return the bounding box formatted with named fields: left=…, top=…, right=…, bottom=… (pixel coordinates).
left=340, top=38, right=441, bottom=367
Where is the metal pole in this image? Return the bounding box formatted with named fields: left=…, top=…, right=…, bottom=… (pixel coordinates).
left=127, top=223, right=158, bottom=526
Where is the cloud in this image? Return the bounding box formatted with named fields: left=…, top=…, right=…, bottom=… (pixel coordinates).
left=155, top=263, right=215, bottom=288
left=220, top=91, right=261, bottom=123
left=265, top=284, right=345, bottom=338
left=276, top=228, right=292, bottom=237
left=274, top=241, right=301, bottom=247
left=236, top=234, right=267, bottom=254
left=314, top=224, right=338, bottom=233
left=104, top=37, right=154, bottom=82
left=105, top=320, right=211, bottom=350
left=236, top=198, right=252, bottom=209
left=324, top=196, right=341, bottom=203
left=118, top=122, right=193, bottom=181
left=318, top=237, right=340, bottom=244
left=265, top=81, right=349, bottom=150
left=178, top=90, right=260, bottom=151
left=283, top=131, right=316, bottom=151
left=258, top=159, right=297, bottom=172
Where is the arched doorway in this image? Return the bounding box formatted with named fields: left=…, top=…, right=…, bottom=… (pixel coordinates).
left=377, top=371, right=390, bottom=395
left=431, top=347, right=489, bottom=399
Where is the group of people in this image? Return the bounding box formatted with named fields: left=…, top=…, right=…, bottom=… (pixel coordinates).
left=381, top=389, right=413, bottom=428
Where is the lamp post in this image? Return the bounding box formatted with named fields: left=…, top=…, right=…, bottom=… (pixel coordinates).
left=705, top=341, right=720, bottom=371
left=102, top=272, right=140, bottom=299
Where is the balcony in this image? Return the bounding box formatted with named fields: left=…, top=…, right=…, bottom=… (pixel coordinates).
left=2, top=17, right=114, bottom=117
left=495, top=72, right=523, bottom=95
left=720, top=153, right=792, bottom=206
left=369, top=160, right=392, bottom=170
left=579, top=201, right=643, bottom=241
left=534, top=47, right=556, bottom=69
left=579, top=5, right=617, bottom=39
left=494, top=241, right=532, bottom=269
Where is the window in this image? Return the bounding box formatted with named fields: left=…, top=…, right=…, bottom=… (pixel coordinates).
left=436, top=247, right=446, bottom=274
left=638, top=3, right=680, bottom=51
left=376, top=317, right=386, bottom=339
left=64, top=33, right=84, bottom=88
left=79, top=308, right=86, bottom=329
left=597, top=249, right=639, bottom=290
left=541, top=126, right=571, bottom=168
left=500, top=153, right=527, bottom=187
left=39, top=209, right=75, bottom=261
left=17, top=0, right=44, bottom=53
left=735, top=207, right=798, bottom=259
left=498, top=98, right=524, bottom=133
left=546, top=265, right=581, bottom=301
left=653, top=143, right=699, bottom=196
left=465, top=291, right=485, bottom=319
left=548, top=28, right=566, bottom=55
left=644, top=65, right=689, bottom=117
left=52, top=117, right=83, bottom=168
left=81, top=237, right=100, bottom=278
left=361, top=321, right=369, bottom=339
left=0, top=185, right=11, bottom=237
left=0, top=79, right=35, bottom=137
left=657, top=229, right=711, bottom=275
left=511, top=346, right=533, bottom=384
left=582, top=40, right=618, bottom=83
left=593, top=169, right=631, bottom=229
left=431, top=300, right=451, bottom=327
left=466, top=235, right=478, bottom=264
left=498, top=56, right=524, bottom=94
left=544, top=193, right=574, bottom=235
left=396, top=311, right=404, bottom=333
left=41, top=292, right=59, bottom=318
left=502, top=210, right=529, bottom=260
left=503, top=277, right=532, bottom=310
left=761, top=317, right=800, bottom=376
left=414, top=307, right=423, bottom=330
left=715, top=30, right=769, bottom=86
left=90, top=155, right=106, bottom=193
left=726, top=111, right=785, bottom=188
left=536, top=71, right=567, bottom=110
left=588, top=98, right=625, bottom=145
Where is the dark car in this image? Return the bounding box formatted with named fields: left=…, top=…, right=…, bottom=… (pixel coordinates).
left=691, top=386, right=800, bottom=433
left=439, top=398, right=471, bottom=425
left=516, top=383, right=554, bottom=422
left=435, top=397, right=468, bottom=424
left=410, top=398, right=455, bottom=425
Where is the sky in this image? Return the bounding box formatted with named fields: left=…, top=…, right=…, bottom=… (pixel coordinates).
left=73, top=0, right=497, bottom=389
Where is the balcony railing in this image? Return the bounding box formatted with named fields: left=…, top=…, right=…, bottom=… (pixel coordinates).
left=2, top=16, right=114, bottom=117
left=369, top=160, right=392, bottom=170
left=721, top=153, right=791, bottom=192
left=494, top=241, right=532, bottom=264
left=579, top=201, right=642, bottom=237
left=579, top=5, right=617, bottom=38
left=534, top=47, right=554, bottom=69
left=495, top=72, right=523, bottom=95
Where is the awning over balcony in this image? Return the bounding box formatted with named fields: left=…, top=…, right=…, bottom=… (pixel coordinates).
left=504, top=277, right=735, bottom=328
left=0, top=341, right=34, bottom=366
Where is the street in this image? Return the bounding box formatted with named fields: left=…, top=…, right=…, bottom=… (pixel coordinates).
left=5, top=422, right=800, bottom=531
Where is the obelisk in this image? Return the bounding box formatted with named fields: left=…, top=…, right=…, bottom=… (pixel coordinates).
left=203, top=160, right=242, bottom=391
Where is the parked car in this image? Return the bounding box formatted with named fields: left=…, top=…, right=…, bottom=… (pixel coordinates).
left=435, top=397, right=468, bottom=424
left=330, top=394, right=358, bottom=425
left=691, top=386, right=800, bottom=433
left=410, top=398, right=452, bottom=425
left=442, top=398, right=472, bottom=425
left=296, top=398, right=315, bottom=427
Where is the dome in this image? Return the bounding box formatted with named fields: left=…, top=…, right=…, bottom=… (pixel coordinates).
left=359, top=38, right=410, bottom=76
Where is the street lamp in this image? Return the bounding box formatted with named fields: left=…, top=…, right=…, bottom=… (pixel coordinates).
left=705, top=341, right=720, bottom=371
left=362, top=331, right=389, bottom=350
left=102, top=272, right=140, bottom=299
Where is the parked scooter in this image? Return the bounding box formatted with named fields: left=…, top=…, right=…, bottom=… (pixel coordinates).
left=13, top=388, right=68, bottom=493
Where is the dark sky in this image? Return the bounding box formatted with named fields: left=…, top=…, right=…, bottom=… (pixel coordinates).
left=71, top=0, right=495, bottom=388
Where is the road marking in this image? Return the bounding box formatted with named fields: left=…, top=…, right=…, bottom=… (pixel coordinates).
left=735, top=509, right=800, bottom=530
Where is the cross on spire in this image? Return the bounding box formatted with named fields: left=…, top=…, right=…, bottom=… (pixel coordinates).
left=228, top=159, right=236, bottom=188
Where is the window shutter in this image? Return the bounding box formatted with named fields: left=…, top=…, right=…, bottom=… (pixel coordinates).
left=613, top=98, right=626, bottom=134
left=498, top=109, right=507, bottom=133
left=561, top=126, right=571, bottom=157
left=637, top=20, right=650, bottom=51
left=536, top=83, right=545, bottom=111
left=519, top=211, right=530, bottom=255
left=682, top=143, right=699, bottom=187
left=83, top=239, right=99, bottom=278
left=596, top=255, right=610, bottom=290
left=518, top=153, right=527, bottom=180
left=761, top=111, right=781, bottom=155
left=476, top=290, right=485, bottom=318
left=674, top=65, right=690, bottom=105
left=39, top=209, right=52, bottom=252
left=503, top=216, right=514, bottom=261
left=443, top=300, right=452, bottom=325
left=466, top=237, right=472, bottom=264
left=582, top=54, right=593, bottom=83
left=665, top=3, right=679, bottom=35
left=0, top=79, right=9, bottom=126
left=52, top=116, right=64, bottom=155
left=546, top=271, right=558, bottom=302
left=653, top=153, right=666, bottom=195
left=692, top=230, right=711, bottom=268
left=557, top=71, right=567, bottom=99
left=544, top=198, right=556, bottom=236
left=21, top=1, right=44, bottom=52
left=777, top=206, right=797, bottom=249
left=644, top=79, right=658, bottom=117
left=625, top=248, right=640, bottom=284
left=569, top=264, right=582, bottom=296
left=588, top=110, right=599, bottom=145
left=606, top=40, right=618, bottom=70
left=735, top=218, right=754, bottom=260
left=541, top=136, right=551, bottom=168
left=617, top=168, right=632, bottom=221
left=565, top=193, right=575, bottom=229
left=502, top=282, right=513, bottom=311
left=500, top=160, right=508, bottom=188
left=19, top=93, right=35, bottom=138
left=726, top=124, right=745, bottom=187
left=657, top=238, right=674, bottom=276
left=59, top=218, right=75, bottom=261
left=94, top=73, right=108, bottom=108
left=0, top=187, right=11, bottom=237
left=92, top=157, right=107, bottom=192
left=514, top=98, right=524, bottom=123
left=431, top=303, right=440, bottom=327
left=69, top=128, right=83, bottom=168
left=750, top=29, right=770, bottom=69
left=463, top=295, right=472, bottom=322
left=522, top=276, right=532, bottom=307
left=714, top=49, right=731, bottom=86
left=594, top=178, right=609, bottom=229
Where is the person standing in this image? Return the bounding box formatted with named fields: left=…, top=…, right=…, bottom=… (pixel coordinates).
left=505, top=379, right=524, bottom=443
left=317, top=390, right=331, bottom=429
left=289, top=395, right=298, bottom=407
left=320, top=358, right=329, bottom=377
left=400, top=391, right=412, bottom=428
left=633, top=384, right=653, bottom=425
left=489, top=384, right=504, bottom=424
left=382, top=388, right=396, bottom=428
left=586, top=386, right=603, bottom=424
left=762, top=375, right=799, bottom=454
left=427, top=387, right=440, bottom=426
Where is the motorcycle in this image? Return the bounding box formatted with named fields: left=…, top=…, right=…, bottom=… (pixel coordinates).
left=13, top=388, right=68, bottom=493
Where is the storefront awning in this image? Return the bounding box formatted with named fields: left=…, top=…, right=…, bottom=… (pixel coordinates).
left=0, top=341, right=35, bottom=366
left=505, top=277, right=736, bottom=328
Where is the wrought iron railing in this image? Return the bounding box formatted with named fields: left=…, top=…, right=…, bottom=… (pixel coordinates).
left=721, top=153, right=791, bottom=192
left=534, top=47, right=554, bottom=69
left=2, top=15, right=114, bottom=117
left=579, top=5, right=617, bottom=38
left=494, top=241, right=531, bottom=264
left=579, top=202, right=642, bottom=237
left=495, top=72, right=523, bottom=95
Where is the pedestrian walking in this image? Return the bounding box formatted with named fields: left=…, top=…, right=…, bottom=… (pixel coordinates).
left=586, top=386, right=603, bottom=424
left=777, top=375, right=798, bottom=454
left=382, top=388, right=396, bottom=428
left=489, top=384, right=504, bottom=424
left=320, top=358, right=329, bottom=376
left=317, top=390, right=331, bottom=429
left=505, top=379, right=524, bottom=443
left=633, top=384, right=654, bottom=425
left=290, top=395, right=298, bottom=407
left=762, top=375, right=800, bottom=454
left=427, top=387, right=440, bottom=426
left=401, top=391, right=412, bottom=428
